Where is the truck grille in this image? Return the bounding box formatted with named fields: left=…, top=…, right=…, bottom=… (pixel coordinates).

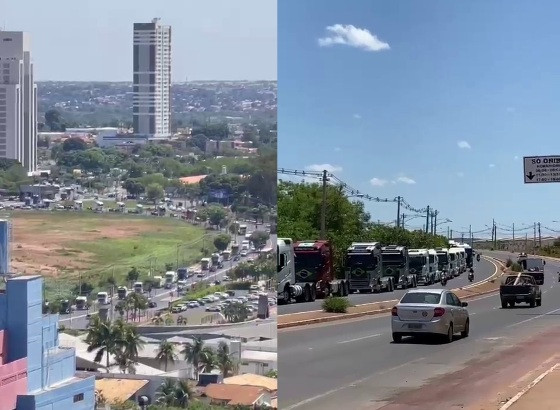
left=350, top=279, right=370, bottom=288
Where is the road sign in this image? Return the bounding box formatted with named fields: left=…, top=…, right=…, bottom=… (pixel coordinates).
left=523, top=156, right=560, bottom=184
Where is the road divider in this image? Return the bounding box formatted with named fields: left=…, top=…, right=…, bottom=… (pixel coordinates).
left=278, top=256, right=507, bottom=329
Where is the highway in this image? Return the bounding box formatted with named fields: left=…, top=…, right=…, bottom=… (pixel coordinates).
left=279, top=257, right=495, bottom=315
left=60, top=233, right=276, bottom=329
left=278, top=251, right=560, bottom=410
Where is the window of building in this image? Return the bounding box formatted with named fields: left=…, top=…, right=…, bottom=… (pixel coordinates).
left=73, top=393, right=84, bottom=402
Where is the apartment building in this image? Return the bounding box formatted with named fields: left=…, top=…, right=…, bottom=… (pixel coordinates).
left=0, top=31, right=37, bottom=172
left=132, top=18, right=171, bottom=138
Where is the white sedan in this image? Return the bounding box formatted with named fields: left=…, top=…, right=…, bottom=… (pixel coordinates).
left=391, top=289, right=470, bottom=343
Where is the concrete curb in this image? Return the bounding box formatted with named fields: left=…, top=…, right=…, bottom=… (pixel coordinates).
left=499, top=363, right=560, bottom=410
left=278, top=256, right=507, bottom=330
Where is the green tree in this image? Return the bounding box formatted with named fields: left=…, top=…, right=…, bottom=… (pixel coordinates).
left=202, top=205, right=227, bottom=228
left=250, top=231, right=270, bottom=250
left=156, top=340, right=178, bottom=372
left=146, top=183, right=165, bottom=205
left=181, top=336, right=214, bottom=380
left=127, top=267, right=140, bottom=283
left=216, top=341, right=236, bottom=377
left=62, top=137, right=88, bottom=151
left=213, top=234, right=232, bottom=252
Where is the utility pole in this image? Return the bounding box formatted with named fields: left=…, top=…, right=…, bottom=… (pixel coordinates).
left=433, top=211, right=438, bottom=235
left=401, top=213, right=405, bottom=229
left=538, top=222, right=541, bottom=248
left=425, top=206, right=430, bottom=234
left=396, top=196, right=401, bottom=228
left=513, top=223, right=515, bottom=250
left=533, top=222, right=536, bottom=254
left=447, top=226, right=450, bottom=239
left=469, top=225, right=472, bottom=246
left=320, top=170, right=328, bottom=240
left=461, top=232, right=464, bottom=243
left=450, top=229, right=453, bottom=240
left=525, top=233, right=528, bottom=253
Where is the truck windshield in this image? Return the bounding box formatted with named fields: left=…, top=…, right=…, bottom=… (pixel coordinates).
left=295, top=253, right=322, bottom=272
left=346, top=254, right=377, bottom=269
left=522, top=259, right=543, bottom=271
left=437, top=253, right=448, bottom=264
left=382, top=253, right=404, bottom=265
left=409, top=256, right=425, bottom=270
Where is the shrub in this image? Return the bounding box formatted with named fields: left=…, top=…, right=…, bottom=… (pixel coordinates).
left=322, top=297, right=350, bottom=313
left=505, top=258, right=513, bottom=267
left=511, top=262, right=523, bottom=272
left=226, top=282, right=252, bottom=290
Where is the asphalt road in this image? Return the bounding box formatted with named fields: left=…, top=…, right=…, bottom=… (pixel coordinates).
left=60, top=233, right=276, bottom=329
left=278, top=251, right=560, bottom=409
left=279, top=257, right=495, bottom=315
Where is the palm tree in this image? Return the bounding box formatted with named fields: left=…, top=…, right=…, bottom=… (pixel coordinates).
left=199, top=349, right=216, bottom=373
left=126, top=292, right=148, bottom=321
left=156, top=378, right=177, bottom=406
left=85, top=316, right=121, bottom=368
left=216, top=341, right=236, bottom=377
left=181, top=336, right=214, bottom=380
left=174, top=379, right=193, bottom=408
left=164, top=313, right=174, bottom=325
left=120, top=322, right=145, bottom=364
left=156, top=339, right=178, bottom=372
left=223, top=303, right=250, bottom=323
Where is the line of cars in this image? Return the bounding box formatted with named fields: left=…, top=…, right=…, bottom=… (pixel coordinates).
left=390, top=252, right=548, bottom=344
left=277, top=238, right=476, bottom=304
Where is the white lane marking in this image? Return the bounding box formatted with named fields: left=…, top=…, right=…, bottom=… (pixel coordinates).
left=499, top=363, right=560, bottom=410
left=280, top=256, right=500, bottom=317
left=507, top=307, right=560, bottom=328
left=282, top=357, right=426, bottom=410
left=337, top=334, right=381, bottom=344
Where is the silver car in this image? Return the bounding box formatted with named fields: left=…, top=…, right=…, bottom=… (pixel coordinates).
left=391, top=289, right=470, bottom=343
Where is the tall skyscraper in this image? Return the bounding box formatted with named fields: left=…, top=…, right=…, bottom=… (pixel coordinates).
left=0, top=31, right=37, bottom=172
left=133, top=18, right=171, bottom=138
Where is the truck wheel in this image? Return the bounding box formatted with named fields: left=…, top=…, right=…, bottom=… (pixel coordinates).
left=310, top=286, right=316, bottom=302
left=342, top=283, right=348, bottom=297
left=303, top=286, right=311, bottom=303
left=501, top=300, right=507, bottom=309
left=530, top=298, right=535, bottom=308
left=537, top=298, right=542, bottom=307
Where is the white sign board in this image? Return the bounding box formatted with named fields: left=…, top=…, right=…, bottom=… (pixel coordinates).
left=523, top=156, right=560, bottom=183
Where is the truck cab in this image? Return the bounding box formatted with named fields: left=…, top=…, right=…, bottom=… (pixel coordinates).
left=517, top=254, right=546, bottom=285
left=427, top=249, right=441, bottom=282
left=436, top=248, right=452, bottom=278
left=97, top=292, right=110, bottom=305
left=448, top=248, right=462, bottom=277
left=277, top=238, right=295, bottom=303
left=345, top=242, right=384, bottom=293
left=75, top=296, right=88, bottom=310
left=380, top=245, right=411, bottom=291
left=117, top=286, right=128, bottom=300
left=177, top=268, right=188, bottom=281
left=133, top=281, right=143, bottom=293
left=408, top=249, right=431, bottom=285
left=201, top=258, right=211, bottom=271
left=153, top=275, right=164, bottom=288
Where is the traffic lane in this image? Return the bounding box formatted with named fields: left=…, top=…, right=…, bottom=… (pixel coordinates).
left=279, top=275, right=560, bottom=409
left=278, top=257, right=495, bottom=315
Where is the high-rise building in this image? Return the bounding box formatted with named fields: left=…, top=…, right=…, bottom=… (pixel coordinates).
left=0, top=31, right=37, bottom=172
left=133, top=18, right=171, bottom=138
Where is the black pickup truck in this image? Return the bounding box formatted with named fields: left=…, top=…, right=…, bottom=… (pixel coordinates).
left=500, top=274, right=542, bottom=308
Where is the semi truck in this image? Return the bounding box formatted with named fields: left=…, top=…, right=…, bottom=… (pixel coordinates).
left=97, top=292, right=110, bottom=305
left=211, top=253, right=223, bottom=268
left=238, top=224, right=247, bottom=235
left=345, top=242, right=385, bottom=293
left=407, top=249, right=429, bottom=286
left=517, top=253, right=546, bottom=285
left=277, top=239, right=348, bottom=303
left=448, top=248, right=462, bottom=277
left=436, top=248, right=453, bottom=278
left=177, top=268, right=188, bottom=281
left=75, top=296, right=88, bottom=310
left=117, top=286, right=129, bottom=300
left=427, top=249, right=442, bottom=283
left=153, top=275, right=164, bottom=288
left=164, top=271, right=177, bottom=288
left=201, top=258, right=211, bottom=270
left=457, top=243, right=474, bottom=267
left=277, top=238, right=295, bottom=303
left=380, top=245, right=412, bottom=292
left=133, top=282, right=144, bottom=293
left=222, top=250, right=231, bottom=261
left=231, top=243, right=239, bottom=256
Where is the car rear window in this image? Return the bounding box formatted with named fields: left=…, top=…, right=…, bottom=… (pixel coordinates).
left=401, top=292, right=442, bottom=304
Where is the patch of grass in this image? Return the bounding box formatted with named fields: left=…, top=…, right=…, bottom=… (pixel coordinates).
left=182, top=285, right=227, bottom=302
left=322, top=297, right=351, bottom=313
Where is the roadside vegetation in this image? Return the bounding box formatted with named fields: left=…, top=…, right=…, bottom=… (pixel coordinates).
left=278, top=180, right=449, bottom=275
left=322, top=297, right=351, bottom=313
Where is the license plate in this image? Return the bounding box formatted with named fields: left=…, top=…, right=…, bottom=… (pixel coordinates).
left=408, top=323, right=422, bottom=329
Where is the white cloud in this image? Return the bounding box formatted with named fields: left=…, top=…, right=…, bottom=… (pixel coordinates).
left=305, top=163, right=343, bottom=173
left=370, top=177, right=388, bottom=187
left=489, top=163, right=495, bottom=168
left=318, top=24, right=390, bottom=52
left=457, top=172, right=465, bottom=177
left=353, top=113, right=362, bottom=119
left=457, top=140, right=471, bottom=149
left=395, top=176, right=416, bottom=184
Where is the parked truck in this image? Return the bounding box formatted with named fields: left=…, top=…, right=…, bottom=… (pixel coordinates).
left=407, top=249, right=429, bottom=286
left=427, top=249, right=442, bottom=283
left=278, top=239, right=348, bottom=303
left=380, top=245, right=412, bottom=292
left=436, top=248, right=453, bottom=278
left=201, top=258, right=211, bottom=270
left=517, top=253, right=546, bottom=285
left=346, top=242, right=385, bottom=293
left=211, top=253, right=223, bottom=268
left=177, top=268, right=188, bottom=281
left=500, top=273, right=542, bottom=308
left=277, top=238, right=295, bottom=303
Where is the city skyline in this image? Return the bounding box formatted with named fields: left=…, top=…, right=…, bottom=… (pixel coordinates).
left=1, top=0, right=277, bottom=82
left=278, top=0, right=560, bottom=239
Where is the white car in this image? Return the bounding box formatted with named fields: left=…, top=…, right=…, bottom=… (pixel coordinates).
left=391, top=289, right=470, bottom=343
left=187, top=301, right=200, bottom=308
left=240, top=250, right=248, bottom=257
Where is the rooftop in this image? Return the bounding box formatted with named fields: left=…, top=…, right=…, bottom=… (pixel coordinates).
left=204, top=383, right=265, bottom=406
left=95, top=378, right=148, bottom=404
left=223, top=374, right=277, bottom=391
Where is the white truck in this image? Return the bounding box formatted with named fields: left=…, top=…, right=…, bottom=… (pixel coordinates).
left=427, top=249, right=442, bottom=283
left=117, top=286, right=129, bottom=300
left=164, top=271, right=177, bottom=288
left=277, top=238, right=296, bottom=303
left=75, top=296, right=88, bottom=310
left=436, top=248, right=453, bottom=278
left=201, top=258, right=211, bottom=270
left=153, top=275, right=164, bottom=288
left=380, top=245, right=411, bottom=291
left=97, top=291, right=110, bottom=305
left=408, top=249, right=431, bottom=286
left=222, top=250, right=231, bottom=261
left=133, top=281, right=144, bottom=293
left=448, top=248, right=461, bottom=277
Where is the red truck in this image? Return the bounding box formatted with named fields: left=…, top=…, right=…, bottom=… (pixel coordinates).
left=290, top=240, right=349, bottom=303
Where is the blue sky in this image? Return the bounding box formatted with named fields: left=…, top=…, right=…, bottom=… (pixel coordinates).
left=1, top=0, right=276, bottom=81
left=278, top=0, right=560, bottom=240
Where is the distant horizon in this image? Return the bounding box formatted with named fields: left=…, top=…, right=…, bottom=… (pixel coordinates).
left=35, top=79, right=277, bottom=83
